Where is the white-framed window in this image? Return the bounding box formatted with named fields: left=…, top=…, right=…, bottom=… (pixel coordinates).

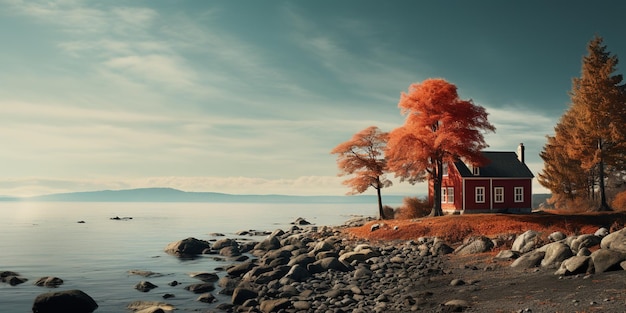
left=494, top=187, right=504, bottom=203
left=475, top=187, right=485, bottom=203
left=442, top=163, right=449, bottom=176
left=447, top=187, right=454, bottom=203
left=514, top=187, right=524, bottom=203
left=441, top=187, right=447, bottom=203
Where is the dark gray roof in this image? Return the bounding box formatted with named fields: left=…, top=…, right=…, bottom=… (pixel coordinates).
left=454, top=152, right=534, bottom=178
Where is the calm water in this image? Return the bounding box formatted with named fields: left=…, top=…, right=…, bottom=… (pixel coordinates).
left=0, top=201, right=379, bottom=312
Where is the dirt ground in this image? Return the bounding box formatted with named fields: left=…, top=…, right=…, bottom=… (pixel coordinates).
left=429, top=253, right=626, bottom=313
left=346, top=211, right=626, bottom=313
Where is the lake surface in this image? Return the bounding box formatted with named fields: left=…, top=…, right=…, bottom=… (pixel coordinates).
left=0, top=201, right=383, bottom=312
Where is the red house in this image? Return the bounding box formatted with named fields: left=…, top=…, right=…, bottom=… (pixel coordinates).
left=430, top=143, right=534, bottom=214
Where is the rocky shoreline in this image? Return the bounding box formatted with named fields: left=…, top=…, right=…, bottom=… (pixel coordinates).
left=8, top=216, right=626, bottom=312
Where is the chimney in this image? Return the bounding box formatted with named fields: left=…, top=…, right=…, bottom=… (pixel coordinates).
left=517, top=143, right=525, bottom=163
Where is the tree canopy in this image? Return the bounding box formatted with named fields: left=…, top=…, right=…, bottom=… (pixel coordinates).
left=385, top=78, right=495, bottom=216
left=331, top=126, right=392, bottom=219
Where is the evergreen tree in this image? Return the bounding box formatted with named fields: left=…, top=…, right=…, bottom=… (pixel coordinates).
left=543, top=36, right=626, bottom=211
left=568, top=36, right=626, bottom=211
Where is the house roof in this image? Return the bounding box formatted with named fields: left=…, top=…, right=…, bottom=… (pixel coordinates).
left=454, top=151, right=534, bottom=178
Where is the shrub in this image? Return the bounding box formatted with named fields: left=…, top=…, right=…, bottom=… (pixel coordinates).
left=612, top=190, right=626, bottom=211
left=382, top=205, right=395, bottom=219
left=395, top=197, right=431, bottom=219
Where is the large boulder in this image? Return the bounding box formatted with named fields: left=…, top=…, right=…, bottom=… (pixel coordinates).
left=164, top=237, right=211, bottom=256
left=540, top=242, right=573, bottom=267
left=510, top=250, right=545, bottom=269
left=512, top=230, right=540, bottom=253
left=590, top=249, right=626, bottom=273
left=455, top=236, right=494, bottom=255
left=554, top=256, right=591, bottom=276
left=600, top=228, right=626, bottom=253
left=570, top=234, right=601, bottom=253
left=32, top=289, right=98, bottom=313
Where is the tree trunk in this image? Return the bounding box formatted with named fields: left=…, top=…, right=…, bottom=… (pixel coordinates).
left=596, top=138, right=612, bottom=211
left=429, top=160, right=444, bottom=217
left=376, top=187, right=384, bottom=220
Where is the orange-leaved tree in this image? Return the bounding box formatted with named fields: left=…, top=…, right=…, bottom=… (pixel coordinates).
left=386, top=79, right=495, bottom=216
left=565, top=36, right=626, bottom=211
left=331, top=126, right=392, bottom=219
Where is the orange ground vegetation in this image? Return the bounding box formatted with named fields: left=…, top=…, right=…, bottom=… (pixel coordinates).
left=346, top=211, right=626, bottom=244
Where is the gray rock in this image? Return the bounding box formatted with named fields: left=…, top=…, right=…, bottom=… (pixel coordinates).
left=510, top=250, right=546, bottom=269
left=570, top=234, right=601, bottom=253
left=217, top=276, right=240, bottom=295
left=189, top=272, right=219, bottom=282
left=232, top=286, right=258, bottom=305
left=32, top=289, right=98, bottom=313
left=554, top=256, right=591, bottom=276
left=255, top=235, right=282, bottom=251
left=512, top=230, right=540, bottom=253
left=284, top=264, right=310, bottom=282
left=540, top=242, right=573, bottom=267
left=600, top=228, right=626, bottom=253
left=312, top=257, right=350, bottom=272
left=494, top=250, right=520, bottom=260
left=135, top=281, right=158, bottom=292
left=127, top=301, right=175, bottom=312
left=184, top=283, right=215, bottom=293
left=594, top=227, right=609, bottom=237
left=260, top=298, right=291, bottom=313
left=431, top=241, right=454, bottom=256
left=196, top=293, right=216, bottom=303
left=293, top=300, right=311, bottom=310
left=292, top=217, right=311, bottom=225
left=353, top=267, right=373, bottom=279
left=212, top=238, right=238, bottom=250
left=135, top=307, right=166, bottom=313
left=311, top=240, right=334, bottom=254
left=226, top=261, right=257, bottom=277
left=444, top=299, right=470, bottom=309
left=548, top=231, right=566, bottom=242
left=164, top=237, right=211, bottom=256
left=339, top=249, right=379, bottom=263
left=455, top=236, right=494, bottom=255
left=219, top=245, right=241, bottom=257
left=590, top=249, right=626, bottom=273
left=34, top=276, right=64, bottom=288
left=450, top=279, right=465, bottom=286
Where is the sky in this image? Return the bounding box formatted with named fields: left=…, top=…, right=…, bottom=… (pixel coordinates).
left=1, top=0, right=626, bottom=197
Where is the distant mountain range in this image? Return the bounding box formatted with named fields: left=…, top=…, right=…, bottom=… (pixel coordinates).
left=0, top=187, right=551, bottom=207
left=0, top=187, right=407, bottom=204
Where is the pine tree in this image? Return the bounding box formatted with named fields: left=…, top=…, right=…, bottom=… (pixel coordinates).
left=566, top=36, right=626, bottom=211
left=539, top=36, right=626, bottom=210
